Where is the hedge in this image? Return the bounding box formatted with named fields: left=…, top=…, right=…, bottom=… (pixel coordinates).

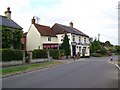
left=12, top=49, right=23, bottom=60
left=50, top=49, right=59, bottom=59
left=32, top=49, right=47, bottom=59
left=90, top=53, right=102, bottom=57
left=2, top=49, right=23, bottom=61
left=32, top=49, right=65, bottom=59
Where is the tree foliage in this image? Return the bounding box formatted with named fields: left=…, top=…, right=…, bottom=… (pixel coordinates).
left=2, top=27, right=23, bottom=49
left=90, top=39, right=101, bottom=53
left=114, top=45, right=120, bottom=54
left=2, top=28, right=12, bottom=48
left=90, top=39, right=108, bottom=55
left=61, top=33, right=71, bottom=58
left=13, top=30, right=23, bottom=49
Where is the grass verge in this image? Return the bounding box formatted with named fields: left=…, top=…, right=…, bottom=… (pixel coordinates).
left=1, top=61, right=63, bottom=76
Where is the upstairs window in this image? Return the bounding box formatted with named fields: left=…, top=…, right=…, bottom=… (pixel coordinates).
left=84, top=37, right=86, bottom=43
left=79, top=36, right=81, bottom=43
left=48, top=36, right=51, bottom=41
left=73, top=35, right=75, bottom=42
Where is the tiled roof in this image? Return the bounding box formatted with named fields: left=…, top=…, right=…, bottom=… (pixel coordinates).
left=0, top=15, right=23, bottom=30
left=34, top=24, right=56, bottom=37
left=51, top=23, right=89, bottom=37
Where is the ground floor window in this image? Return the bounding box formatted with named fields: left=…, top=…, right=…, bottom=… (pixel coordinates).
left=43, top=44, right=58, bottom=49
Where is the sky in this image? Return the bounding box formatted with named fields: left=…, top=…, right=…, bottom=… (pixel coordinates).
left=0, top=0, right=119, bottom=45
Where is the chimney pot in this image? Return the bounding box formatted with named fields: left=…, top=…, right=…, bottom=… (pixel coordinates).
left=70, top=21, right=73, bottom=28
left=4, top=7, right=11, bottom=19
left=32, top=17, right=35, bottom=24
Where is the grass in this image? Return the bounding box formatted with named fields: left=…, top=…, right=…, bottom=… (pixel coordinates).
left=1, top=61, right=63, bottom=76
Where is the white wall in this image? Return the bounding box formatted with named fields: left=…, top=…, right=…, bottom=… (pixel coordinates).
left=26, top=24, right=41, bottom=51
left=41, top=36, right=58, bottom=43
left=56, top=33, right=90, bottom=57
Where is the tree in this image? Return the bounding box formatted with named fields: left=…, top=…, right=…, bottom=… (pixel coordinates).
left=2, top=27, right=23, bottom=49
left=114, top=45, right=120, bottom=54
left=105, top=41, right=113, bottom=47
left=61, top=33, right=71, bottom=58
left=90, top=39, right=101, bottom=53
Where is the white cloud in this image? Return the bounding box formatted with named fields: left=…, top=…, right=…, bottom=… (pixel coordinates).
left=0, top=0, right=119, bottom=45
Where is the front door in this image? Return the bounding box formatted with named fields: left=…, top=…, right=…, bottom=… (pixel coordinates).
left=72, top=45, right=76, bottom=56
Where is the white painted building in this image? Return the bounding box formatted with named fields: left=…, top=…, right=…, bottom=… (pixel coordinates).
left=26, top=17, right=58, bottom=51
left=26, top=18, right=90, bottom=57
left=52, top=23, right=90, bottom=57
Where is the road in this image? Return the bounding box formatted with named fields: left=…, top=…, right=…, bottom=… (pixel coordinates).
left=2, top=56, right=119, bottom=88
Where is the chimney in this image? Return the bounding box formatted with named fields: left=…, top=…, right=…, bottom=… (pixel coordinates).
left=4, top=7, right=11, bottom=19
left=32, top=17, right=35, bottom=24
left=69, top=21, right=73, bottom=28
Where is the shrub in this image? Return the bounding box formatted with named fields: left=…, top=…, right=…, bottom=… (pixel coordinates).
left=90, top=53, right=102, bottom=57
left=100, top=47, right=107, bottom=55
left=2, top=49, right=13, bottom=61
left=2, top=49, right=23, bottom=61
left=32, top=49, right=65, bottom=59
left=50, top=49, right=59, bottom=59
left=32, top=49, right=47, bottom=59
left=12, top=49, right=23, bottom=60
left=59, top=50, right=65, bottom=57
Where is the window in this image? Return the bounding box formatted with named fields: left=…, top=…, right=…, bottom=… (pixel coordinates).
left=48, top=36, right=51, bottom=41
left=73, top=35, right=75, bottom=42
left=79, top=36, right=81, bottom=43
left=84, top=37, right=86, bottom=43
left=67, top=35, right=70, bottom=37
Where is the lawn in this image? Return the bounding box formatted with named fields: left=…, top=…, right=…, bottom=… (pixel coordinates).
left=1, top=61, right=63, bottom=76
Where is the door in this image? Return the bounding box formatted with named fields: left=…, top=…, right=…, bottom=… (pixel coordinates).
left=72, top=45, right=76, bottom=56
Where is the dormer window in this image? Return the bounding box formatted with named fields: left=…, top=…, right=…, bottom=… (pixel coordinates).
left=48, top=36, right=51, bottom=41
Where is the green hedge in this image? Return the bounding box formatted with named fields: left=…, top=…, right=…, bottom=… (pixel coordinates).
left=32, top=49, right=65, bottom=59
left=2, top=49, right=23, bottom=61
left=90, top=53, right=102, bottom=57
left=50, top=49, right=59, bottom=59
left=12, top=49, right=23, bottom=60
left=32, top=49, right=47, bottom=59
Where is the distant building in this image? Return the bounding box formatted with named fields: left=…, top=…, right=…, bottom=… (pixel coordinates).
left=26, top=18, right=90, bottom=57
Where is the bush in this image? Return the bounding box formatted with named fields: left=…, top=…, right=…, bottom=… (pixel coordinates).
left=50, top=49, right=65, bottom=59
left=50, top=49, right=59, bottom=59
left=90, top=53, right=102, bottom=57
left=32, top=49, right=65, bottom=59
left=12, top=49, right=23, bottom=60
left=2, top=49, right=13, bottom=61
left=32, top=49, right=47, bottom=59
left=100, top=47, right=107, bottom=55
left=2, top=49, right=23, bottom=61
left=59, top=50, right=65, bottom=57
